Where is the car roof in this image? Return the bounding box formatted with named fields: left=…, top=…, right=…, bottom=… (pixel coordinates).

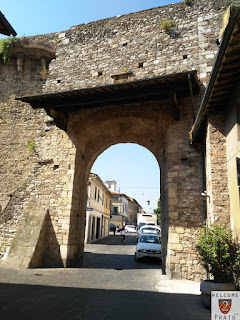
left=140, top=233, right=160, bottom=237
left=140, top=225, right=160, bottom=230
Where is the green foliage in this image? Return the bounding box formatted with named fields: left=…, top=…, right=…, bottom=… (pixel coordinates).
left=27, top=139, right=36, bottom=154
left=160, top=19, right=175, bottom=31
left=184, top=0, right=191, bottom=5
left=153, top=198, right=161, bottom=224
left=196, top=225, right=240, bottom=287
left=0, top=37, right=17, bottom=63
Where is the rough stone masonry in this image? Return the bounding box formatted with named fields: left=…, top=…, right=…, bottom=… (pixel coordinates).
left=0, top=0, right=231, bottom=280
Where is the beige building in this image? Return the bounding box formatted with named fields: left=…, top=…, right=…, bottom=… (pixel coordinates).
left=109, top=191, right=142, bottom=227
left=85, top=173, right=113, bottom=243
left=128, top=198, right=142, bottom=225
left=110, top=192, right=129, bottom=227
left=105, top=180, right=142, bottom=226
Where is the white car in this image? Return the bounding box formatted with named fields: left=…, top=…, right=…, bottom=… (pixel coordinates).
left=137, top=225, right=161, bottom=241
left=135, top=234, right=162, bottom=261
left=125, top=225, right=136, bottom=233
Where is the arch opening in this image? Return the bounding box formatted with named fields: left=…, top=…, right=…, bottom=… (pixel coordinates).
left=82, top=142, right=163, bottom=270
left=86, top=142, right=160, bottom=235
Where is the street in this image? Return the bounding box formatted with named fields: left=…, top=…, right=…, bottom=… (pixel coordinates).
left=0, top=233, right=210, bottom=319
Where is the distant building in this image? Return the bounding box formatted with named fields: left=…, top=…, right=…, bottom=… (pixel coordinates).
left=106, top=180, right=142, bottom=226
left=128, top=198, right=142, bottom=225
left=85, top=173, right=113, bottom=243
left=110, top=192, right=129, bottom=226
left=105, top=180, right=117, bottom=192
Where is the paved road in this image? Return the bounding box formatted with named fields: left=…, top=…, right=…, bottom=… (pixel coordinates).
left=0, top=233, right=210, bottom=320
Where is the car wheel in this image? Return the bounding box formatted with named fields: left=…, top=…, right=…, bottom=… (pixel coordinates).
left=134, top=253, right=139, bottom=262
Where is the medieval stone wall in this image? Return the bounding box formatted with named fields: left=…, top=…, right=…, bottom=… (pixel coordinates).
left=0, top=0, right=231, bottom=278
left=0, top=47, right=76, bottom=265
left=43, top=0, right=229, bottom=94
left=162, top=96, right=206, bottom=280
left=0, top=51, right=46, bottom=255
left=205, top=112, right=231, bottom=229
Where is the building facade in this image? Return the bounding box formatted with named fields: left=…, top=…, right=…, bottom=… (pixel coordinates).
left=105, top=180, right=117, bottom=193
left=110, top=192, right=129, bottom=226
left=128, top=198, right=142, bottom=225
left=85, top=173, right=112, bottom=243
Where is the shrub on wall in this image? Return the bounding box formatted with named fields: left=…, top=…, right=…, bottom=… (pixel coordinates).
left=160, top=19, right=175, bottom=31
left=0, top=37, right=17, bottom=63
left=27, top=139, right=36, bottom=154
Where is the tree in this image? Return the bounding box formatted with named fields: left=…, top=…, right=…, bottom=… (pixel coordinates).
left=153, top=198, right=161, bottom=225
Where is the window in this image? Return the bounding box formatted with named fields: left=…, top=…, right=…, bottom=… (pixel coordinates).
left=114, top=207, right=118, bottom=214
left=98, top=189, right=100, bottom=202
left=237, top=158, right=240, bottom=200
left=237, top=104, right=240, bottom=141
left=114, top=196, right=118, bottom=201
left=94, top=186, right=97, bottom=200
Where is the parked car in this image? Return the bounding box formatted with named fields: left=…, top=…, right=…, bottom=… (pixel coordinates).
left=125, top=225, right=136, bottom=233
left=137, top=225, right=161, bottom=241
left=135, top=234, right=162, bottom=262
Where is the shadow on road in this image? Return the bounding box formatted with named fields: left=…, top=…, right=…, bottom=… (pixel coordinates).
left=83, top=233, right=162, bottom=270
left=0, top=282, right=210, bottom=320
left=90, top=234, right=137, bottom=246
left=82, top=252, right=162, bottom=270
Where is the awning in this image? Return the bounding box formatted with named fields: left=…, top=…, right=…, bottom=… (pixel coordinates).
left=16, top=71, right=200, bottom=112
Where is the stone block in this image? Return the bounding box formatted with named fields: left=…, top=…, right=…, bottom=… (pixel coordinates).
left=169, top=232, right=180, bottom=244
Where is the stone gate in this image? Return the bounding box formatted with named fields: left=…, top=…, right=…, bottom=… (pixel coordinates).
left=0, top=0, right=231, bottom=280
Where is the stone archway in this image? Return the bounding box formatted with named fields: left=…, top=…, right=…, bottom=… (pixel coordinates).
left=16, top=73, right=205, bottom=280
left=66, top=101, right=169, bottom=267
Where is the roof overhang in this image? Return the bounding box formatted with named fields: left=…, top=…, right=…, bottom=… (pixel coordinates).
left=16, top=71, right=200, bottom=114
left=0, top=11, right=17, bottom=36
left=191, top=3, right=240, bottom=144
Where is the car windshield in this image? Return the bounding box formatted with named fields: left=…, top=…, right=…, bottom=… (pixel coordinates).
left=138, top=223, right=147, bottom=230
left=140, top=235, right=160, bottom=244
left=142, top=228, right=160, bottom=234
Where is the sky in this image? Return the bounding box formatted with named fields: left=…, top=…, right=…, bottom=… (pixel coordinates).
left=1, top=0, right=179, bottom=211
left=1, top=0, right=180, bottom=38
left=91, top=144, right=160, bottom=212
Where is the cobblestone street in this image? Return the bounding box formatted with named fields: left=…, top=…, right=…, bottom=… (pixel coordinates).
left=0, top=233, right=210, bottom=319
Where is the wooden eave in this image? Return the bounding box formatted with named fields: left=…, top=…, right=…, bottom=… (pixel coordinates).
left=0, top=11, right=17, bottom=36
left=191, top=5, right=240, bottom=144
left=16, top=71, right=200, bottom=113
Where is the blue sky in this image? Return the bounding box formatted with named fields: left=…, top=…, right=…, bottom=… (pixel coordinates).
left=2, top=0, right=180, bottom=37
left=92, top=144, right=160, bottom=212
left=1, top=0, right=180, bottom=211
